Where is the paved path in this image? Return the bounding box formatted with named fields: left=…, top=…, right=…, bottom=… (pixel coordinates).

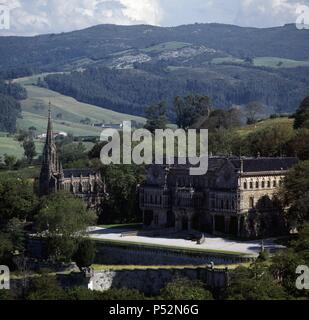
left=88, top=227, right=285, bottom=256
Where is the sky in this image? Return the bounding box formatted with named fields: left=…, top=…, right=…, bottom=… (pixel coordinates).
left=0, top=0, right=309, bottom=36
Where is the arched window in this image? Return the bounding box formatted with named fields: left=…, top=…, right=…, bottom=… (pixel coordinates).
left=256, top=181, right=259, bottom=189
left=249, top=197, right=254, bottom=209
left=262, top=181, right=265, bottom=188
left=244, top=181, right=248, bottom=189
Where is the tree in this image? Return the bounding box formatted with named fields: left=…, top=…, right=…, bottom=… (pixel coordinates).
left=23, top=139, right=37, bottom=163
left=173, top=95, right=212, bottom=129
left=144, top=101, right=168, bottom=133
left=36, top=192, right=97, bottom=262
left=58, top=142, right=87, bottom=165
left=73, top=240, right=96, bottom=270
left=100, top=164, right=145, bottom=224
left=159, top=278, right=213, bottom=300
left=281, top=161, right=309, bottom=225
left=294, top=96, right=309, bottom=129
left=287, top=129, right=309, bottom=160
left=243, top=123, right=294, bottom=157
left=228, top=264, right=287, bottom=300
left=5, top=218, right=25, bottom=253
left=208, top=129, right=236, bottom=156
left=26, top=274, right=66, bottom=300
left=0, top=177, right=38, bottom=223
left=270, top=249, right=305, bottom=296
left=0, top=232, right=13, bottom=265
left=244, top=101, right=265, bottom=124
left=3, top=154, right=17, bottom=169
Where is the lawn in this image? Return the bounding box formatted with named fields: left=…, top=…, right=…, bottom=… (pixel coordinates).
left=91, top=263, right=250, bottom=271
left=98, top=223, right=143, bottom=230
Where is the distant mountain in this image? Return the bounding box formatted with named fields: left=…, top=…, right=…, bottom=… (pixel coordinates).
left=1, top=23, right=309, bottom=70
left=1, top=23, right=309, bottom=116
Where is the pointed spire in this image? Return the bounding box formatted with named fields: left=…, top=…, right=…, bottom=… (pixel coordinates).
left=46, top=101, right=53, bottom=145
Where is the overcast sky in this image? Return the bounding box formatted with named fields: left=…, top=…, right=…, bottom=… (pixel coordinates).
left=1, top=0, right=309, bottom=36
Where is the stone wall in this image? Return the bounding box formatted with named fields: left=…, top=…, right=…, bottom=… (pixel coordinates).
left=94, top=242, right=253, bottom=266
left=89, top=267, right=228, bottom=295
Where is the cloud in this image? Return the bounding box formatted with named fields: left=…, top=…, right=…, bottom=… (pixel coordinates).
left=1, top=0, right=163, bottom=35
left=0, top=0, right=308, bottom=36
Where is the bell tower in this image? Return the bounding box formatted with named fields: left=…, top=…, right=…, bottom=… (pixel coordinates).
left=39, top=102, right=63, bottom=196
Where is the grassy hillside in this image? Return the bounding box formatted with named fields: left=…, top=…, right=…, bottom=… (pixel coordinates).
left=14, top=74, right=145, bottom=136
left=0, top=135, right=44, bottom=159
left=236, top=117, right=294, bottom=138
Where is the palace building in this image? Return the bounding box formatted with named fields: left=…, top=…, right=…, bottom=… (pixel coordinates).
left=39, top=106, right=105, bottom=211
left=139, top=157, right=298, bottom=238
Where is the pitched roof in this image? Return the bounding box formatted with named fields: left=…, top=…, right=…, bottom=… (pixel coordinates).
left=63, top=168, right=99, bottom=178
left=230, top=157, right=298, bottom=173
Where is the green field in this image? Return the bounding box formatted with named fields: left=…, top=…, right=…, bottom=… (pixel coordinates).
left=253, top=57, right=309, bottom=68
left=142, top=41, right=191, bottom=53
left=0, top=136, right=44, bottom=159
left=211, top=56, right=309, bottom=69
left=236, top=117, right=294, bottom=138
left=212, top=57, right=246, bottom=65
left=0, top=166, right=40, bottom=180
left=14, top=74, right=146, bottom=136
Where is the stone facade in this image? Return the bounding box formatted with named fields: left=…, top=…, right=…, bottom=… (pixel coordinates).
left=39, top=106, right=105, bottom=210
left=140, top=157, right=298, bottom=238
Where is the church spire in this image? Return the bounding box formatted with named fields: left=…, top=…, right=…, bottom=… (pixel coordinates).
left=39, top=101, right=63, bottom=196
left=46, top=101, right=53, bottom=146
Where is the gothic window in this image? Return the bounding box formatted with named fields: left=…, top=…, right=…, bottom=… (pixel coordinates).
left=262, top=181, right=265, bottom=188
left=267, top=180, right=271, bottom=188
left=250, top=182, right=253, bottom=189
left=273, top=180, right=277, bottom=188
left=256, top=181, right=259, bottom=189
left=249, top=197, right=254, bottom=209
left=244, top=181, right=248, bottom=189
left=154, top=215, right=159, bottom=225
